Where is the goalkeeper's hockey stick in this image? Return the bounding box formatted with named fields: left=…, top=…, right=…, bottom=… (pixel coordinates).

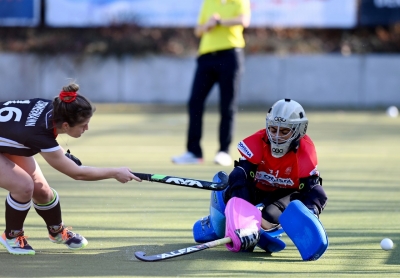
left=135, top=237, right=232, bottom=262
left=130, top=171, right=228, bottom=191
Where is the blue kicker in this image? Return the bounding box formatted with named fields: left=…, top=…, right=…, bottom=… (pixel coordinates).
left=279, top=200, right=329, bottom=261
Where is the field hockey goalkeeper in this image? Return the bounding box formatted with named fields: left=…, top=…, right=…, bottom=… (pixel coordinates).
left=193, top=99, right=328, bottom=260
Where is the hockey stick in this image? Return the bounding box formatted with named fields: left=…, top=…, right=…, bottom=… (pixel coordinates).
left=135, top=228, right=285, bottom=262
left=135, top=237, right=232, bottom=262
left=130, top=170, right=228, bottom=191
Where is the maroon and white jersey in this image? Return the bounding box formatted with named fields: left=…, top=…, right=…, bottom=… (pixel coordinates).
left=0, top=98, right=60, bottom=156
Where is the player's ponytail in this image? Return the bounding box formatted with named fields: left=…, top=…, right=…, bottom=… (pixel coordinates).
left=52, top=82, right=96, bottom=128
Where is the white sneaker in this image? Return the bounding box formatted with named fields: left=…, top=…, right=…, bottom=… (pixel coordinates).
left=214, top=152, right=232, bottom=166
left=48, top=227, right=88, bottom=250
left=172, top=152, right=203, bottom=164
left=0, top=232, right=35, bottom=255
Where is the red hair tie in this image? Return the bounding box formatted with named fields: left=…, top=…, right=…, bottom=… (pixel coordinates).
left=59, top=91, right=77, bottom=103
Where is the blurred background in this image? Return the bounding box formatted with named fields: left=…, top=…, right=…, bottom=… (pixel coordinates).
left=0, top=0, right=399, bottom=109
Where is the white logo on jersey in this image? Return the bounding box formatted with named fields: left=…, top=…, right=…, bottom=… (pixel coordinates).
left=25, top=101, right=48, bottom=127
left=255, top=171, right=294, bottom=187
left=238, top=141, right=253, bottom=158
left=309, top=166, right=319, bottom=176
left=3, top=100, right=30, bottom=106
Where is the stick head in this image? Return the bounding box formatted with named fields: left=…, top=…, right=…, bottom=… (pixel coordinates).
left=134, top=251, right=148, bottom=261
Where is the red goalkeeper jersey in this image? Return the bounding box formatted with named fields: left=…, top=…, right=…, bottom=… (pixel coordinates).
left=237, top=129, right=319, bottom=192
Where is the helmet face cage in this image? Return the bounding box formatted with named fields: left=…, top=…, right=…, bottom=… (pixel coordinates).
left=265, top=99, right=308, bottom=158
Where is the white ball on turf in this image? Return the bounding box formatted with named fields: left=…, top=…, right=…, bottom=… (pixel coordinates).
left=380, top=238, right=393, bottom=250
left=386, top=106, right=399, bottom=118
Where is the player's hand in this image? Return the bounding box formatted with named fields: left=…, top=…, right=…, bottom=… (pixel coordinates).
left=115, top=167, right=142, bottom=183
left=205, top=13, right=220, bottom=31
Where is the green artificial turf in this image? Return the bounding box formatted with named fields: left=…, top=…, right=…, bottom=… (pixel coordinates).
left=1, top=105, right=399, bottom=277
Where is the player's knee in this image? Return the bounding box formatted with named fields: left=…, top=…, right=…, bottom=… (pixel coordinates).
left=261, top=218, right=279, bottom=231
left=9, top=180, right=34, bottom=202
left=32, top=185, right=54, bottom=204
left=302, top=185, right=328, bottom=215
left=262, top=203, right=282, bottom=225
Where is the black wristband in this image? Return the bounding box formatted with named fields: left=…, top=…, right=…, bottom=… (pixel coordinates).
left=216, top=19, right=221, bottom=26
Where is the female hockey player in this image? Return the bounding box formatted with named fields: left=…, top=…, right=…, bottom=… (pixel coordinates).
left=193, top=98, right=328, bottom=254
left=0, top=83, right=141, bottom=255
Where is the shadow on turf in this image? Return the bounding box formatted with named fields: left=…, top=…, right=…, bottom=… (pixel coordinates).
left=2, top=235, right=399, bottom=277
left=0, top=242, right=298, bottom=277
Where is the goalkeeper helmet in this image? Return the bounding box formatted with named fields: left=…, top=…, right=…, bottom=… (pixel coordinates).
left=266, top=99, right=308, bottom=158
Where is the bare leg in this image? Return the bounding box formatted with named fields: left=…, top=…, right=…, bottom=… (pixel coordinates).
left=0, top=154, right=35, bottom=203
left=3, top=154, right=53, bottom=204
left=261, top=219, right=279, bottom=231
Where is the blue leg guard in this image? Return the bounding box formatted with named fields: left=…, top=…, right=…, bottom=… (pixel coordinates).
left=257, top=227, right=286, bottom=253
left=193, top=173, right=227, bottom=243
left=279, top=200, right=329, bottom=261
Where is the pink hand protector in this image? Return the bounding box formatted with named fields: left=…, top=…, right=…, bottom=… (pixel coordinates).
left=224, top=197, right=261, bottom=252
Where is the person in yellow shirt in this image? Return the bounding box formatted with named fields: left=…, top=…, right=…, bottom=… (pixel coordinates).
left=172, top=0, right=251, bottom=166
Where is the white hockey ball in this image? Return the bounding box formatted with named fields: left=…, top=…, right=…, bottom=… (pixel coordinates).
left=380, top=238, right=393, bottom=250
left=386, top=106, right=399, bottom=118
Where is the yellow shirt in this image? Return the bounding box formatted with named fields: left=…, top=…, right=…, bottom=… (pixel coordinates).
left=197, top=0, right=251, bottom=55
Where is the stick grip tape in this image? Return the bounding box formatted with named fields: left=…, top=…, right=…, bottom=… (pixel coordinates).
left=131, top=172, right=152, bottom=181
